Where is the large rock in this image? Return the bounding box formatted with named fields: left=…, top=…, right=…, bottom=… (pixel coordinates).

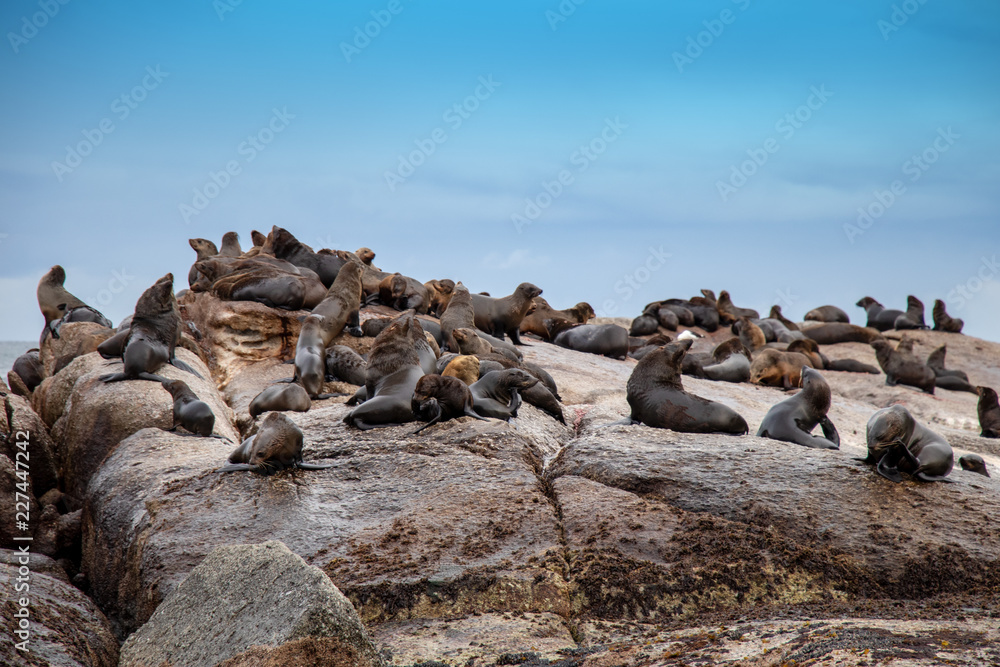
left=50, top=349, right=238, bottom=497
left=118, top=540, right=381, bottom=667
left=0, top=549, right=119, bottom=667
left=2, top=390, right=59, bottom=496
left=39, top=321, right=114, bottom=378
left=82, top=407, right=571, bottom=636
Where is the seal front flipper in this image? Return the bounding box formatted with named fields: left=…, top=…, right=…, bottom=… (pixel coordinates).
left=295, top=461, right=333, bottom=470
left=217, top=463, right=256, bottom=473
left=876, top=452, right=903, bottom=483
left=170, top=357, right=203, bottom=379
left=818, top=416, right=841, bottom=446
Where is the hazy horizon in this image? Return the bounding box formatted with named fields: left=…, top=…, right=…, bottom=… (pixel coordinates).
left=2, top=2, right=998, bottom=343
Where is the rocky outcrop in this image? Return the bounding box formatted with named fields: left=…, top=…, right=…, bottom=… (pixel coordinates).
left=118, top=541, right=381, bottom=667
left=38, top=321, right=114, bottom=378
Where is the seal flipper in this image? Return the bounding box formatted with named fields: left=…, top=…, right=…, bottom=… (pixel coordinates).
left=876, top=452, right=903, bottom=483
left=217, top=463, right=257, bottom=473
left=818, top=416, right=841, bottom=446
left=912, top=471, right=952, bottom=483
left=170, top=357, right=204, bottom=379
left=295, top=461, right=333, bottom=470
left=462, top=407, right=490, bottom=422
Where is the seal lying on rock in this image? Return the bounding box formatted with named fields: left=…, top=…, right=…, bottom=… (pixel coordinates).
left=856, top=297, right=905, bottom=332
left=161, top=379, right=217, bottom=437
left=621, top=340, right=749, bottom=434
left=219, top=412, right=330, bottom=474
left=756, top=367, right=839, bottom=449
left=468, top=369, right=535, bottom=420
left=750, top=348, right=815, bottom=390
left=249, top=383, right=311, bottom=418
left=410, top=374, right=489, bottom=434
left=546, top=319, right=629, bottom=360
left=861, top=405, right=953, bottom=482
left=976, top=386, right=1000, bottom=438
left=893, top=295, right=928, bottom=330
left=804, top=305, right=849, bottom=323
left=959, top=454, right=990, bottom=477
left=870, top=339, right=935, bottom=394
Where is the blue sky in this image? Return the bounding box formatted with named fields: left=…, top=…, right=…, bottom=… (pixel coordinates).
left=1, top=0, right=999, bottom=342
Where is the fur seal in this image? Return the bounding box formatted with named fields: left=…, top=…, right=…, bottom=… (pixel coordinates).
left=324, top=345, right=367, bottom=385
left=785, top=339, right=826, bottom=370
left=37, top=265, right=112, bottom=341
left=756, top=367, right=840, bottom=449
left=701, top=338, right=751, bottom=383
left=100, top=274, right=200, bottom=383
left=249, top=383, right=312, bottom=418
left=924, top=344, right=976, bottom=393
left=362, top=317, right=391, bottom=338
left=768, top=305, right=800, bottom=331
left=208, top=263, right=307, bottom=310
left=266, top=226, right=346, bottom=287
left=218, top=231, right=242, bottom=257
left=285, top=314, right=335, bottom=399
left=733, top=317, right=766, bottom=352
left=750, top=348, right=815, bottom=390
left=976, top=386, right=1000, bottom=438
left=893, top=295, right=928, bottom=330
left=251, top=230, right=267, bottom=247
left=355, top=247, right=377, bottom=268
left=932, top=299, right=964, bottom=333
left=870, top=339, right=935, bottom=394
left=378, top=273, right=431, bottom=314
left=312, top=260, right=364, bottom=344
left=716, top=290, right=759, bottom=323
left=161, top=379, right=217, bottom=437
left=410, top=374, right=489, bottom=434
left=188, top=238, right=220, bottom=287
left=468, top=369, right=535, bottom=420
left=442, top=355, right=480, bottom=385
left=520, top=298, right=595, bottom=340
left=425, top=279, right=456, bottom=316
left=622, top=340, right=748, bottom=434
left=802, top=323, right=882, bottom=346
left=861, top=405, right=953, bottom=482
left=219, top=412, right=330, bottom=474
left=452, top=327, right=520, bottom=363
left=959, top=453, right=990, bottom=477
left=658, top=303, right=694, bottom=328
left=470, top=283, right=543, bottom=345
left=804, top=305, right=849, bottom=324
left=663, top=298, right=719, bottom=332
left=546, top=319, right=629, bottom=360
left=856, top=297, right=905, bottom=332
left=629, top=303, right=661, bottom=336
left=10, top=349, right=43, bottom=392
left=440, top=282, right=478, bottom=352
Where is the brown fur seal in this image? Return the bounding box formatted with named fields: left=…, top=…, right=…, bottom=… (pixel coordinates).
left=218, top=412, right=330, bottom=474
left=520, top=298, right=594, bottom=339
left=768, top=305, right=800, bottom=331
left=733, top=317, right=766, bottom=352
left=546, top=319, right=629, bottom=360
left=209, top=263, right=307, bottom=310
left=470, top=282, right=542, bottom=345
left=312, top=260, right=364, bottom=343
left=187, top=238, right=220, bottom=287
left=923, top=344, right=975, bottom=393
left=267, top=226, right=346, bottom=287
left=750, top=348, right=815, bottom=390
left=468, top=369, right=536, bottom=420
left=442, top=355, right=480, bottom=385
left=218, top=231, right=242, bottom=257
left=959, top=454, right=990, bottom=477
left=355, top=247, right=377, bottom=268
left=870, top=339, right=935, bottom=394
left=856, top=297, right=904, bottom=332
left=659, top=303, right=695, bottom=328
left=785, top=339, right=825, bottom=369
left=701, top=337, right=751, bottom=383
left=893, top=295, right=928, bottom=330
left=249, top=383, right=312, bottom=418
left=452, top=327, right=520, bottom=363
left=756, top=366, right=839, bottom=449
left=424, top=279, right=456, bottom=316
left=932, top=299, right=963, bottom=333
left=284, top=314, right=335, bottom=399
left=622, top=340, right=748, bottom=434
left=804, top=305, right=849, bottom=323
left=100, top=274, right=199, bottom=383
left=976, top=386, right=1000, bottom=438
left=440, top=282, right=477, bottom=352
left=161, top=379, right=217, bottom=437
left=410, top=374, right=489, bottom=434
left=662, top=298, right=719, bottom=331
left=37, top=265, right=112, bottom=341
left=861, top=405, right=952, bottom=482
left=324, top=345, right=367, bottom=385
left=251, top=230, right=267, bottom=247
left=11, top=349, right=43, bottom=392
left=802, top=323, right=882, bottom=345
left=716, top=290, right=759, bottom=323
left=378, top=273, right=431, bottom=314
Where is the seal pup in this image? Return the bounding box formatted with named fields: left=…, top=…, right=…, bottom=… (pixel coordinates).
left=716, top=290, right=759, bottom=323
left=893, top=295, right=928, bottom=330
left=856, top=297, right=904, bottom=332
left=249, top=383, right=312, bottom=418
left=324, top=345, right=367, bottom=386
left=440, top=282, right=478, bottom=352
left=756, top=367, right=839, bottom=449
left=804, top=305, right=849, bottom=324
left=161, top=379, right=218, bottom=437
left=861, top=405, right=953, bottom=482
left=959, top=454, right=990, bottom=477
left=442, top=355, right=480, bottom=385
left=410, top=374, right=489, bottom=434
left=546, top=319, right=629, bottom=360
left=218, top=412, right=330, bottom=474
left=702, top=338, right=751, bottom=383
left=37, top=265, right=113, bottom=341
left=470, top=282, right=543, bottom=345
left=100, top=274, right=201, bottom=383
left=976, top=386, right=1000, bottom=438
left=932, top=299, right=963, bottom=333
left=621, top=340, right=748, bottom=434
left=749, top=348, right=815, bottom=390
left=469, top=369, right=536, bottom=420
left=870, top=339, right=935, bottom=394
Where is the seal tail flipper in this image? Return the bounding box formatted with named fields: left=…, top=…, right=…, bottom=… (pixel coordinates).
left=295, top=462, right=333, bottom=470
left=170, top=357, right=204, bottom=379
left=138, top=372, right=169, bottom=382
left=217, top=463, right=256, bottom=473
left=100, top=373, right=127, bottom=383
left=312, top=392, right=347, bottom=400
left=913, top=471, right=952, bottom=483
left=463, top=408, right=491, bottom=422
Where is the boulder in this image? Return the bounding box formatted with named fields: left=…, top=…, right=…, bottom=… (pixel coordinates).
left=39, top=321, right=114, bottom=378
left=118, top=541, right=381, bottom=667
left=2, top=390, right=59, bottom=496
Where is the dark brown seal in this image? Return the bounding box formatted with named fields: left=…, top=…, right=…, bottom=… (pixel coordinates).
left=893, top=295, right=928, bottom=330
left=10, top=349, right=43, bottom=392
left=442, top=355, right=480, bottom=385
left=209, top=263, right=307, bottom=311
left=161, top=379, right=217, bottom=437
left=218, top=412, right=330, bottom=474
left=870, top=339, right=935, bottom=394
left=701, top=337, right=751, bottom=383
left=468, top=368, right=537, bottom=420
left=804, top=305, right=849, bottom=324
left=546, top=319, right=629, bottom=360
left=756, top=366, right=839, bottom=449
left=266, top=226, right=347, bottom=287
left=959, top=454, right=989, bottom=477
left=312, top=260, right=364, bottom=344
left=977, top=386, right=1000, bottom=438
left=861, top=405, right=952, bottom=482
left=629, top=303, right=661, bottom=336
left=440, top=282, right=477, bottom=352
left=932, top=299, right=964, bottom=333
left=622, top=340, right=748, bottom=434
left=410, top=374, right=489, bottom=434
left=470, top=282, right=543, bottom=345
left=249, top=383, right=312, bottom=418
left=716, top=290, right=759, bottom=323
left=324, top=345, right=367, bottom=386
left=856, top=297, right=904, bottom=332
left=768, top=305, right=800, bottom=331
left=520, top=297, right=594, bottom=339
left=36, top=265, right=112, bottom=341
left=802, top=323, right=883, bottom=345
